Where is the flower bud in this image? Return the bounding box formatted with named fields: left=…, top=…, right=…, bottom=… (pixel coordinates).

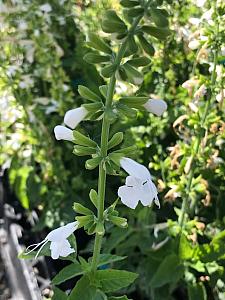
left=64, top=107, right=88, bottom=129
left=54, top=125, right=73, bottom=141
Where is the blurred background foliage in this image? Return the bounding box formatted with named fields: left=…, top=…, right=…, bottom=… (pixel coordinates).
left=0, top=0, right=225, bottom=299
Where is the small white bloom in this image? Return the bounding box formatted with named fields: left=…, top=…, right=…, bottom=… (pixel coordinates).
left=64, top=107, right=88, bottom=129
left=188, top=40, right=200, bottom=50
left=54, top=125, right=73, bottom=141
left=25, top=222, right=78, bottom=259
left=143, top=99, right=167, bottom=116
left=40, top=3, right=52, bottom=13
left=196, top=0, right=206, bottom=7
left=118, top=158, right=160, bottom=209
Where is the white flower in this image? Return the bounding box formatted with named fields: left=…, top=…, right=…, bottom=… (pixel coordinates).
left=64, top=107, right=88, bottom=129
left=54, top=106, right=87, bottom=142
left=188, top=40, right=200, bottom=50
left=143, top=99, right=167, bottom=116
left=118, top=158, right=160, bottom=209
left=25, top=222, right=78, bottom=259
left=39, top=3, right=52, bottom=13
left=54, top=125, right=73, bottom=141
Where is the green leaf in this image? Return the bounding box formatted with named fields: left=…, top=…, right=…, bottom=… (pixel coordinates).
left=127, top=35, right=138, bottom=54
left=52, top=287, right=68, bottom=300
left=127, top=7, right=144, bottom=17
left=150, top=8, right=169, bottom=28
left=73, top=131, right=97, bottom=147
left=84, top=52, right=111, bottom=64
left=96, top=269, right=138, bottom=292
left=188, top=283, right=207, bottom=300
left=142, top=26, right=171, bottom=40
left=122, top=63, right=143, bottom=85
left=119, top=96, right=148, bottom=108
left=150, top=254, right=184, bottom=288
left=78, top=85, right=102, bottom=102
left=99, top=85, right=108, bottom=98
left=137, top=35, right=155, bottom=56
left=120, top=0, right=139, bottom=7
left=52, top=261, right=83, bottom=285
left=179, top=234, right=194, bottom=260
left=102, top=10, right=127, bottom=34
left=87, top=33, right=112, bottom=54
left=108, top=132, right=124, bottom=150
left=101, top=64, right=117, bottom=78
left=97, top=254, right=127, bottom=267
left=68, top=275, right=97, bottom=300
left=127, top=56, right=151, bottom=67
left=109, top=297, right=131, bottom=300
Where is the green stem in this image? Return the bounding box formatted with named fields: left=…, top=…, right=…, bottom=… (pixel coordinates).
left=91, top=14, right=144, bottom=271
left=178, top=47, right=219, bottom=229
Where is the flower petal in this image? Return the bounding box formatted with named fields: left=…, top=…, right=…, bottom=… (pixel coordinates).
left=47, top=221, right=78, bottom=242
left=50, top=240, right=75, bottom=259
left=143, top=99, right=167, bottom=116
left=120, top=157, right=151, bottom=181
left=140, top=180, right=159, bottom=207
left=118, top=185, right=139, bottom=209
left=54, top=125, right=73, bottom=141
left=64, top=107, right=88, bottom=129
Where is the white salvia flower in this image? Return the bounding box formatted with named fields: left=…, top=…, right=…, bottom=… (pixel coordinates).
left=143, top=99, right=167, bottom=116
left=54, top=125, right=73, bottom=141
left=25, top=222, right=78, bottom=259
left=118, top=158, right=160, bottom=209
left=64, top=107, right=88, bottom=129
left=39, top=3, right=52, bottom=13
left=188, top=40, right=200, bottom=50
left=196, top=0, right=206, bottom=7
left=216, top=90, right=225, bottom=103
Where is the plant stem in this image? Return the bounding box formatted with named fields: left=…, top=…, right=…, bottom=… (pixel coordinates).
left=91, top=13, right=145, bottom=272
left=178, top=48, right=219, bottom=229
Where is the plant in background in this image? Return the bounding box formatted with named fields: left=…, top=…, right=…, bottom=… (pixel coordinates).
left=20, top=0, right=170, bottom=298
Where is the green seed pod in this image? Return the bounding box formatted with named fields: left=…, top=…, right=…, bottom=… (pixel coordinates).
left=127, top=56, right=151, bottom=67
left=108, top=215, right=128, bottom=228
left=123, top=62, right=143, bottom=85
left=142, top=25, right=171, bottom=40
left=76, top=215, right=94, bottom=228
left=73, top=145, right=96, bottom=156
left=150, top=8, right=169, bottom=28
left=73, top=203, right=93, bottom=216
left=120, top=0, right=140, bottom=7
left=78, top=85, right=102, bottom=102
left=95, top=222, right=105, bottom=236
left=119, top=96, right=148, bottom=108
left=108, top=132, right=124, bottom=150
left=138, top=35, right=155, bottom=56
left=85, top=156, right=102, bottom=170
left=73, top=131, right=97, bottom=147
left=83, top=52, right=111, bottom=64
left=89, top=189, right=98, bottom=207
left=87, top=33, right=112, bottom=55
left=101, top=64, right=117, bottom=78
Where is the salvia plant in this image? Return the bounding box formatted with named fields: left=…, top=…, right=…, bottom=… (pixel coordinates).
left=19, top=0, right=172, bottom=298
